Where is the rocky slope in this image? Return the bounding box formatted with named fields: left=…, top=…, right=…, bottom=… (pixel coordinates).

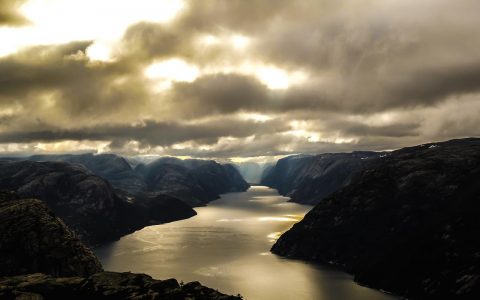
left=272, top=138, right=480, bottom=299
left=15, top=154, right=249, bottom=207
left=30, top=153, right=148, bottom=194
left=0, top=160, right=196, bottom=245
left=136, top=157, right=249, bottom=206
left=0, top=192, right=240, bottom=299
left=261, top=152, right=379, bottom=204
left=0, top=191, right=102, bottom=277
left=0, top=272, right=240, bottom=300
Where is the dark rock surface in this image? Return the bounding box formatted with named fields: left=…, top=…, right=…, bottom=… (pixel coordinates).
left=0, top=160, right=196, bottom=245
left=272, top=138, right=480, bottom=299
left=9, top=154, right=250, bottom=207
left=136, top=157, right=249, bottom=206
left=29, top=153, right=148, bottom=194
left=261, top=152, right=379, bottom=204
left=0, top=191, right=103, bottom=277
left=0, top=272, right=241, bottom=300
left=0, top=154, right=248, bottom=244
left=0, top=193, right=240, bottom=299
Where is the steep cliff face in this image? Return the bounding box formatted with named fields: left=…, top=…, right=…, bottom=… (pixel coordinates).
left=136, top=157, right=249, bottom=206
left=0, top=160, right=196, bottom=245
left=272, top=138, right=480, bottom=299
left=261, top=154, right=315, bottom=196
left=234, top=161, right=273, bottom=183
left=0, top=191, right=103, bottom=277
left=223, top=163, right=251, bottom=191
left=261, top=152, right=379, bottom=204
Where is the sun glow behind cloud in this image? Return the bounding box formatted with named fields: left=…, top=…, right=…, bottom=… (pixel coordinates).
left=0, top=0, right=185, bottom=57
left=0, top=0, right=477, bottom=159
left=145, top=57, right=307, bottom=92
left=145, top=58, right=200, bottom=90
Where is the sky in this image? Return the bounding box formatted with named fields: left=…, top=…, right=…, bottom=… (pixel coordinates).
left=0, top=0, right=479, bottom=162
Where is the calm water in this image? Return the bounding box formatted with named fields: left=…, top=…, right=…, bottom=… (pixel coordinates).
left=95, top=186, right=396, bottom=300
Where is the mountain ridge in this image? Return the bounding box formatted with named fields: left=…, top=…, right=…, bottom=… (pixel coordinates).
left=271, top=138, right=480, bottom=299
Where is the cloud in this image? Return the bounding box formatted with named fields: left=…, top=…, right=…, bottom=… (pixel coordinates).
left=0, top=0, right=478, bottom=158
left=0, top=0, right=28, bottom=26
left=0, top=117, right=289, bottom=147
left=168, top=73, right=269, bottom=117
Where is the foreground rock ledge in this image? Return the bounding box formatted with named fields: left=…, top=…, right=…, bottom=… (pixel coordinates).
left=0, top=272, right=242, bottom=300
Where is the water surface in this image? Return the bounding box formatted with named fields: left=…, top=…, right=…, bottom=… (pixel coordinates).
left=95, top=186, right=396, bottom=300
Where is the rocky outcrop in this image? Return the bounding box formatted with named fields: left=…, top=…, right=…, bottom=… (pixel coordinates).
left=0, top=191, right=103, bottom=277
left=0, top=272, right=241, bottom=300
left=136, top=157, right=249, bottom=206
left=0, top=192, right=240, bottom=299
left=272, top=138, right=480, bottom=299
left=0, top=160, right=196, bottom=245
left=261, top=152, right=379, bottom=204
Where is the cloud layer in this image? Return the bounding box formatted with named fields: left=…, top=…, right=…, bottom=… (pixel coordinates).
left=0, top=0, right=479, bottom=160
left=0, top=0, right=28, bottom=25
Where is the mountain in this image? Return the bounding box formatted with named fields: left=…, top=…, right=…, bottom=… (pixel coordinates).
left=0, top=160, right=196, bottom=245
left=0, top=191, right=240, bottom=300
left=0, top=154, right=248, bottom=243
left=234, top=161, right=273, bottom=184
left=0, top=191, right=102, bottom=277
left=28, top=153, right=147, bottom=194
left=135, top=157, right=249, bottom=206
left=16, top=154, right=250, bottom=207
left=272, top=138, right=480, bottom=299
left=261, top=152, right=380, bottom=204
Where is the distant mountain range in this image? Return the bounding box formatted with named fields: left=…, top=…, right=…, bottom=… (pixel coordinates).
left=0, top=154, right=249, bottom=245
left=1, top=138, right=479, bottom=299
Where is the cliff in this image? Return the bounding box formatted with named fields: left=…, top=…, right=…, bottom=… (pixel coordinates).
left=272, top=138, right=480, bottom=299
left=0, top=191, right=240, bottom=299
left=136, top=157, right=249, bottom=206
left=0, top=191, right=102, bottom=277
left=0, top=160, right=196, bottom=245
left=261, top=152, right=379, bottom=204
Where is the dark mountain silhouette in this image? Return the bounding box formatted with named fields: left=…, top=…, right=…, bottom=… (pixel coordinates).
left=272, top=138, right=480, bottom=299
left=0, top=191, right=240, bottom=300
left=0, top=160, right=196, bottom=245
left=261, top=152, right=380, bottom=204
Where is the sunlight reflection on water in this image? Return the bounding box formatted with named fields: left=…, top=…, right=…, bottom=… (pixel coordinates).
left=95, top=186, right=397, bottom=300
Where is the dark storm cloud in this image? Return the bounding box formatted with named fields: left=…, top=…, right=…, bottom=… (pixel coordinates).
left=315, top=119, right=420, bottom=138
left=0, top=0, right=479, bottom=157
left=249, top=0, right=480, bottom=111
left=0, top=0, right=28, bottom=25
left=0, top=41, right=93, bottom=95
left=0, top=118, right=289, bottom=147
left=0, top=41, right=149, bottom=123
left=113, top=0, right=480, bottom=115
left=169, top=74, right=269, bottom=117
